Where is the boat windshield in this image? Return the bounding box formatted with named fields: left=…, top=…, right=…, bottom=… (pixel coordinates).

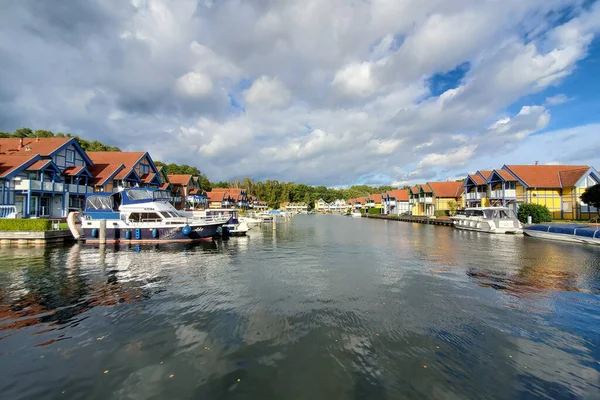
left=153, top=190, right=171, bottom=201
left=483, top=209, right=516, bottom=219
left=86, top=195, right=115, bottom=211
left=126, top=189, right=154, bottom=201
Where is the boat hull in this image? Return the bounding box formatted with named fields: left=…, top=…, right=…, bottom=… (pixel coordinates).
left=524, top=226, right=600, bottom=246
left=81, top=222, right=221, bottom=243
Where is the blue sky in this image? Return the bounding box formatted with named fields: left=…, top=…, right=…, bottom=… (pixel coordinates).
left=0, top=0, right=599, bottom=186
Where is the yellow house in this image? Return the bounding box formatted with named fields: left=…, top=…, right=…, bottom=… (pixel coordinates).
left=501, top=164, right=600, bottom=220
left=408, top=184, right=434, bottom=216
left=426, top=181, right=464, bottom=216
left=314, top=198, right=327, bottom=211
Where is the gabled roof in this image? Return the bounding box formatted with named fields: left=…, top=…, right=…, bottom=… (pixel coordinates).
left=468, top=174, right=485, bottom=185
left=26, top=160, right=52, bottom=171
left=0, top=137, right=93, bottom=165
left=426, top=181, right=464, bottom=197
left=0, top=154, right=41, bottom=178
left=368, top=193, right=382, bottom=203
left=167, top=174, right=193, bottom=186
left=559, top=168, right=592, bottom=187
left=476, top=170, right=492, bottom=180
left=387, top=189, right=409, bottom=201
left=88, top=151, right=147, bottom=169
left=140, top=173, right=159, bottom=185
left=207, top=191, right=226, bottom=202
left=89, top=163, right=125, bottom=186
left=504, top=164, right=590, bottom=188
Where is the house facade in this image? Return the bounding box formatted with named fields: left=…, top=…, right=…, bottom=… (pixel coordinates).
left=87, top=152, right=162, bottom=192
left=382, top=189, right=410, bottom=215
left=0, top=138, right=94, bottom=217
left=463, top=171, right=492, bottom=208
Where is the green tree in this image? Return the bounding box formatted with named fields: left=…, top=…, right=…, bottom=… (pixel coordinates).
left=14, top=127, right=33, bottom=137
left=581, top=184, right=600, bottom=215
left=447, top=200, right=459, bottom=216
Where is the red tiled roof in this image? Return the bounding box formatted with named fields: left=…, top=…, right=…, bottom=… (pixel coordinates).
left=505, top=165, right=590, bottom=188
left=212, top=188, right=244, bottom=195
left=357, top=197, right=366, bottom=205
left=160, top=182, right=171, bottom=190
left=89, top=163, right=125, bottom=186
left=497, top=170, right=516, bottom=181
left=426, top=181, right=464, bottom=197
left=478, top=170, right=493, bottom=180
left=0, top=154, right=38, bottom=177
left=387, top=189, right=409, bottom=201
left=140, top=173, right=156, bottom=184
left=26, top=160, right=52, bottom=171
left=0, top=138, right=71, bottom=156
left=63, top=166, right=85, bottom=176
left=207, top=191, right=226, bottom=202
left=559, top=168, right=589, bottom=187
left=167, top=174, right=193, bottom=186
left=368, top=194, right=382, bottom=203
left=88, top=152, right=146, bottom=169
left=469, top=174, right=485, bottom=185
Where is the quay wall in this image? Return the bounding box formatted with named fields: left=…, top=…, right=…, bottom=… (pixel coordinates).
left=0, top=230, right=74, bottom=246
left=364, top=214, right=454, bottom=227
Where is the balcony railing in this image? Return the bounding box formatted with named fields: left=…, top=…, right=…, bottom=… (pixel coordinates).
left=418, top=197, right=433, bottom=204
left=466, top=192, right=486, bottom=200
left=490, top=189, right=516, bottom=199
left=14, top=179, right=95, bottom=194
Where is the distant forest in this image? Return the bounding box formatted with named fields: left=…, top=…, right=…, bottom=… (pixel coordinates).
left=1, top=128, right=398, bottom=209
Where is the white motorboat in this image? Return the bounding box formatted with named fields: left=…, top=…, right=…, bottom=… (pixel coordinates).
left=450, top=207, right=522, bottom=234
left=351, top=211, right=362, bottom=218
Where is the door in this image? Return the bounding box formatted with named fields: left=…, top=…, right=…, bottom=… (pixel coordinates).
left=52, top=195, right=63, bottom=217
left=15, top=195, right=25, bottom=217
left=29, top=196, right=39, bottom=217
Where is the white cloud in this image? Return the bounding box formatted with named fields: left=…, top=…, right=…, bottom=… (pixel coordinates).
left=243, top=76, right=291, bottom=109
left=175, top=71, right=213, bottom=98
left=418, top=145, right=478, bottom=168
left=545, top=94, right=573, bottom=105
left=332, top=62, right=378, bottom=97
left=1, top=0, right=599, bottom=186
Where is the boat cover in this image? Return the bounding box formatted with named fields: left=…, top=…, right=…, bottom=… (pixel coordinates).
left=525, top=224, right=599, bottom=238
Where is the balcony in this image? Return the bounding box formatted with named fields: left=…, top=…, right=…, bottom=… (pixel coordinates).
left=466, top=192, right=486, bottom=200
left=418, top=197, right=433, bottom=204
left=15, top=180, right=64, bottom=192
left=490, top=189, right=516, bottom=199
left=66, top=184, right=94, bottom=195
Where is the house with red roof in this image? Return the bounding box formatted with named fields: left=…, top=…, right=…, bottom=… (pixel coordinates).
left=463, top=170, right=492, bottom=208
left=210, top=188, right=248, bottom=209
left=0, top=137, right=94, bottom=217
left=409, top=182, right=463, bottom=216
left=498, top=164, right=599, bottom=219
left=87, top=151, right=162, bottom=193
left=382, top=189, right=410, bottom=215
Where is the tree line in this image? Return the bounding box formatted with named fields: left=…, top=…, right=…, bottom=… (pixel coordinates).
left=3, top=127, right=400, bottom=209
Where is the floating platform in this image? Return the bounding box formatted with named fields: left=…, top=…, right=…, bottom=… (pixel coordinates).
left=364, top=214, right=454, bottom=226
left=0, top=230, right=74, bottom=246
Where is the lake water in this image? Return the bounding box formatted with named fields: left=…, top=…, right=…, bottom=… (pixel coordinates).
left=1, top=215, right=599, bottom=399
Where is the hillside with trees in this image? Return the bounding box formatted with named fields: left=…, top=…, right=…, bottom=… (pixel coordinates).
left=0, top=127, right=121, bottom=152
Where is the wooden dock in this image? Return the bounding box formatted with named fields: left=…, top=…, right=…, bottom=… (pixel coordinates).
left=0, top=230, right=75, bottom=246
left=364, top=214, right=454, bottom=227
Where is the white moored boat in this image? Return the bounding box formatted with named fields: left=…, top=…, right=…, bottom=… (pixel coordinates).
left=450, top=207, right=522, bottom=234
left=351, top=211, right=362, bottom=218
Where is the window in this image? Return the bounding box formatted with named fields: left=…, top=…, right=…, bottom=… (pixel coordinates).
left=128, top=212, right=162, bottom=222
left=66, top=149, right=75, bottom=163
left=140, top=163, right=150, bottom=174
left=505, top=181, right=516, bottom=190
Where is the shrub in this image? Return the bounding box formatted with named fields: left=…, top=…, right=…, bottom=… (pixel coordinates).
left=368, top=208, right=381, bottom=215
left=0, top=219, right=53, bottom=231
left=434, top=210, right=448, bottom=217
left=517, top=203, right=552, bottom=224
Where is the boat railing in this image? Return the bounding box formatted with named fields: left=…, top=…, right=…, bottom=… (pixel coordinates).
left=586, top=216, right=600, bottom=226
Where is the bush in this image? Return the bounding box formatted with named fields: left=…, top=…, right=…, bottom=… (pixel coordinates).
left=434, top=210, right=448, bottom=217
left=517, top=203, right=552, bottom=224
left=368, top=208, right=381, bottom=215
left=0, top=219, right=52, bottom=231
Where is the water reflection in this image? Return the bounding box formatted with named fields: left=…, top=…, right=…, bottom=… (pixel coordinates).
left=0, top=216, right=599, bottom=399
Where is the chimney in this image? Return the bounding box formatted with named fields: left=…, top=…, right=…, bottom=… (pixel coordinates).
left=19, top=137, right=24, bottom=149
left=535, top=161, right=539, bottom=165
left=36, top=137, right=40, bottom=142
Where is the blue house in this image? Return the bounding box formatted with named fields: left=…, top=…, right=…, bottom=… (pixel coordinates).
left=0, top=137, right=94, bottom=217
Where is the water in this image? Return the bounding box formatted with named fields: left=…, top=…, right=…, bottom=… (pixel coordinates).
left=1, top=215, right=599, bottom=399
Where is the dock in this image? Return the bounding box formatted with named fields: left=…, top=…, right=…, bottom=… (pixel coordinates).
left=364, top=214, right=454, bottom=227
left=0, top=230, right=75, bottom=246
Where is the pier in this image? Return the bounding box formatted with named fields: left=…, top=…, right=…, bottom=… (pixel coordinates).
left=0, top=230, right=75, bottom=246
left=364, top=214, right=454, bottom=226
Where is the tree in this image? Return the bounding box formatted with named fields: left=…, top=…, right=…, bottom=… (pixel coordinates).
left=447, top=200, right=459, bottom=216
left=14, top=127, right=33, bottom=137
left=581, top=184, right=600, bottom=215
left=517, top=203, right=552, bottom=224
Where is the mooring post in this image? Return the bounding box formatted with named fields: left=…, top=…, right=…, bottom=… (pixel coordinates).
left=99, top=219, right=107, bottom=244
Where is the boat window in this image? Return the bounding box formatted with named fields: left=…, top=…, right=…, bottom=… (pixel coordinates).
left=126, top=189, right=154, bottom=201
left=153, top=190, right=171, bottom=201
left=86, top=196, right=114, bottom=211
left=466, top=209, right=484, bottom=217
left=128, top=212, right=163, bottom=222
left=483, top=210, right=494, bottom=219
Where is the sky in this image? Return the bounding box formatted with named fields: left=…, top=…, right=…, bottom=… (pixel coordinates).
left=1, top=0, right=599, bottom=187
